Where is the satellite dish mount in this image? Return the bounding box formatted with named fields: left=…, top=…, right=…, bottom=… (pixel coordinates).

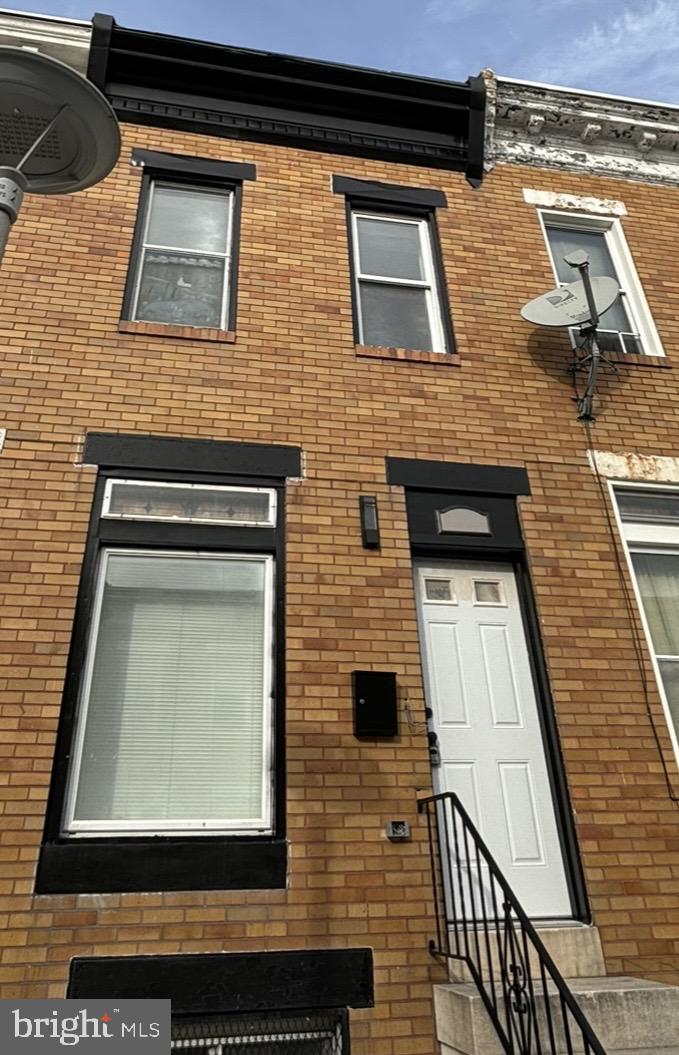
left=520, top=250, right=621, bottom=421
left=564, top=250, right=619, bottom=421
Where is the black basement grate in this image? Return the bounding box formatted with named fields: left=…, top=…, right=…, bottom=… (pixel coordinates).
left=172, top=1010, right=347, bottom=1055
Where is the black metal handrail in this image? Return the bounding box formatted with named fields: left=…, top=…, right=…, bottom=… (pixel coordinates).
left=418, top=792, right=607, bottom=1055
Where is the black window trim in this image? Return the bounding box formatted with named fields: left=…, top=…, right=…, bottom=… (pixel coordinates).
left=334, top=177, right=455, bottom=355
left=121, top=151, right=256, bottom=332
left=37, top=461, right=289, bottom=894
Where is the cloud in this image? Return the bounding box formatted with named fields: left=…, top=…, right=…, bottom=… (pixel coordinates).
left=424, top=0, right=487, bottom=24
left=527, top=0, right=679, bottom=99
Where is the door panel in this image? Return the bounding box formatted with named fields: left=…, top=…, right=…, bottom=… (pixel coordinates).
left=416, top=558, right=572, bottom=918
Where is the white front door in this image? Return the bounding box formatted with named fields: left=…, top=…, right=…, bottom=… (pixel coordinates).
left=415, top=559, right=571, bottom=918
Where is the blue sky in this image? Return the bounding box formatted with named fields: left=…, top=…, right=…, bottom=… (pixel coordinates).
left=5, top=0, right=678, bottom=103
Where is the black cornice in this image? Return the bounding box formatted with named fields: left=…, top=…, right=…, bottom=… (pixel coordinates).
left=89, top=14, right=484, bottom=179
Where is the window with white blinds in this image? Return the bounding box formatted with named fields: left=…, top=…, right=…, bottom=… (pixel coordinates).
left=614, top=485, right=679, bottom=765
left=64, top=550, right=274, bottom=834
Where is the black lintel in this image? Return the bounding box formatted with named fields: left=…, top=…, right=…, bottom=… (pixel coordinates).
left=82, top=432, right=302, bottom=479
left=386, top=457, right=531, bottom=496
left=131, top=148, right=256, bottom=182
left=332, top=175, right=447, bottom=209
left=68, top=948, right=374, bottom=1012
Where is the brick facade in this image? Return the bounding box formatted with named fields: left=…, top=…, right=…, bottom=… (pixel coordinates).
left=3, top=104, right=679, bottom=1049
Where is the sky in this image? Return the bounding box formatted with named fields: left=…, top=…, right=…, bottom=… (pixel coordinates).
left=4, top=0, right=679, bottom=104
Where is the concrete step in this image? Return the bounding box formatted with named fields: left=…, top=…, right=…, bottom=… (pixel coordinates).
left=434, top=976, right=679, bottom=1055
left=447, top=924, right=606, bottom=983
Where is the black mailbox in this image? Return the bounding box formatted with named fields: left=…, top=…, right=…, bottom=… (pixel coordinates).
left=352, top=671, right=398, bottom=738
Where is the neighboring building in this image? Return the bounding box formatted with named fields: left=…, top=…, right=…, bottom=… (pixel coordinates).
left=3, top=9, right=679, bottom=1054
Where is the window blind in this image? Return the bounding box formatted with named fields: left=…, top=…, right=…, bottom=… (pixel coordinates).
left=69, top=551, right=272, bottom=832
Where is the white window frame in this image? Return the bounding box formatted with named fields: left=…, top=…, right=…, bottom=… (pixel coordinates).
left=351, top=210, right=446, bottom=353
left=102, top=479, right=277, bottom=528
left=131, top=178, right=235, bottom=330
left=62, top=548, right=275, bottom=837
left=610, top=480, right=679, bottom=764
left=538, top=209, right=664, bottom=357
left=422, top=574, right=458, bottom=605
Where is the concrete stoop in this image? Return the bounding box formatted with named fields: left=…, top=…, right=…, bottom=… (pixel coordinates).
left=435, top=928, right=679, bottom=1055
left=447, top=925, right=607, bottom=983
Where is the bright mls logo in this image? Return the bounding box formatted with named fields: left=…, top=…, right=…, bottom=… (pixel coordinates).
left=0, top=1000, right=170, bottom=1053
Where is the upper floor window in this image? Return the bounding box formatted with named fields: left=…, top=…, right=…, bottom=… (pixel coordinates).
left=351, top=211, right=447, bottom=352
left=541, top=212, right=664, bottom=357
left=130, top=180, right=234, bottom=329
left=122, top=151, right=256, bottom=334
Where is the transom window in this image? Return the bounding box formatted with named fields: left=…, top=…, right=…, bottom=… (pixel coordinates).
left=103, top=479, right=276, bottom=527
left=613, top=484, right=679, bottom=760
left=351, top=211, right=446, bottom=352
left=541, top=211, right=663, bottom=357
left=131, top=180, right=234, bottom=329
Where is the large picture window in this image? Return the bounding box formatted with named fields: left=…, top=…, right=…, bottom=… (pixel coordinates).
left=65, top=550, right=274, bottom=835
left=37, top=459, right=286, bottom=894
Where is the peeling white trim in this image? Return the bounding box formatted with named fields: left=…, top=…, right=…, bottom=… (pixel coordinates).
left=498, top=74, right=679, bottom=115
left=485, top=70, right=679, bottom=187
left=589, top=450, right=679, bottom=483
left=522, top=189, right=626, bottom=216
left=0, top=428, right=5, bottom=453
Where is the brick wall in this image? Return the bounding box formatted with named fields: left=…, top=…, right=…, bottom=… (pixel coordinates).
left=2, top=121, right=679, bottom=1049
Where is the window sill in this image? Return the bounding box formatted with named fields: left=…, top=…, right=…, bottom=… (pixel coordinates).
left=355, top=344, right=460, bottom=366
left=35, top=837, right=286, bottom=894
left=606, top=350, right=671, bottom=368
left=119, top=320, right=237, bottom=343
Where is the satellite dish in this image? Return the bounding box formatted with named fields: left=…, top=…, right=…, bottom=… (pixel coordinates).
left=520, top=275, right=620, bottom=328
left=0, top=46, right=120, bottom=194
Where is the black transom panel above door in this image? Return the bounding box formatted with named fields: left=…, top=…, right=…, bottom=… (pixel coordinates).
left=405, top=490, right=524, bottom=553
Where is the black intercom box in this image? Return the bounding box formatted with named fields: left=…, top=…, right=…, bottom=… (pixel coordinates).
left=352, top=671, right=398, bottom=737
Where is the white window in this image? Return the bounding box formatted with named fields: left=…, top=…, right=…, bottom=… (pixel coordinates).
left=540, top=211, right=663, bottom=357
left=64, top=547, right=275, bottom=836
left=612, top=483, right=679, bottom=760
left=131, top=180, right=234, bottom=329
left=351, top=211, right=446, bottom=352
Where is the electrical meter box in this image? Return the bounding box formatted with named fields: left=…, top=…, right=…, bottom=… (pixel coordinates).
left=352, top=671, right=398, bottom=738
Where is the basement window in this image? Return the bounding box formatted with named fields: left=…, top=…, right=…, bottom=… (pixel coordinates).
left=172, top=1011, right=347, bottom=1055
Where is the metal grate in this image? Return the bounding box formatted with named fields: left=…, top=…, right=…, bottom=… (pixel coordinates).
left=172, top=1010, right=346, bottom=1055
left=0, top=113, right=62, bottom=160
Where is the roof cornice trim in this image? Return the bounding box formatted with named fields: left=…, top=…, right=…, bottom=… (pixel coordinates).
left=89, top=12, right=484, bottom=177
left=485, top=70, right=679, bottom=186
